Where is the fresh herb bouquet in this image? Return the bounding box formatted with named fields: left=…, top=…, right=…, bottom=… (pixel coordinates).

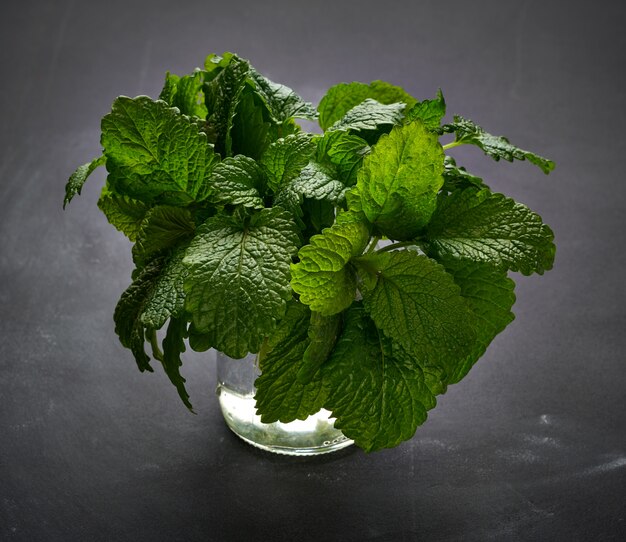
left=64, top=53, right=555, bottom=452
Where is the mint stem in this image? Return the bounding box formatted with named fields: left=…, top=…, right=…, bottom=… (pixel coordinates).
left=365, top=236, right=381, bottom=254
left=442, top=140, right=463, bottom=151
left=376, top=241, right=420, bottom=253
left=148, top=329, right=164, bottom=362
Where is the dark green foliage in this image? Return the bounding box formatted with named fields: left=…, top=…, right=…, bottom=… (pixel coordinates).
left=64, top=52, right=555, bottom=452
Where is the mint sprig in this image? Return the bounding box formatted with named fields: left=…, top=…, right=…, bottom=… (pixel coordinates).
left=443, top=115, right=555, bottom=174
left=64, top=52, right=556, bottom=451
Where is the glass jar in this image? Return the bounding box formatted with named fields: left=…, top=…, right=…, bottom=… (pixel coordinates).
left=216, top=352, right=353, bottom=456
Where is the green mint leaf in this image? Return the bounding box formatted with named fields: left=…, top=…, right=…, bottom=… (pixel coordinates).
left=297, top=311, right=341, bottom=384
left=441, top=259, right=515, bottom=383
left=230, top=89, right=272, bottom=160
left=187, top=323, right=212, bottom=352
left=183, top=208, right=300, bottom=358
left=254, top=300, right=328, bottom=423
left=442, top=155, right=487, bottom=192
left=404, top=89, right=446, bottom=132
left=63, top=155, right=105, bottom=208
left=328, top=99, right=405, bottom=136
left=335, top=189, right=371, bottom=229
left=140, top=245, right=189, bottom=330
left=249, top=69, right=317, bottom=122
left=356, top=250, right=476, bottom=377
left=114, top=246, right=191, bottom=410
left=355, top=120, right=444, bottom=240
left=291, top=221, right=370, bottom=316
left=273, top=183, right=305, bottom=227
left=101, top=96, right=219, bottom=205
left=321, top=304, right=435, bottom=452
left=159, top=70, right=208, bottom=119
left=274, top=184, right=337, bottom=241
left=113, top=258, right=166, bottom=372
left=204, top=155, right=265, bottom=208
left=446, top=116, right=555, bottom=174
left=132, top=206, right=195, bottom=267
left=204, top=54, right=310, bottom=156
left=267, top=120, right=302, bottom=146
left=273, top=161, right=344, bottom=241
left=204, top=55, right=250, bottom=157
left=317, top=131, right=370, bottom=186
left=288, top=161, right=346, bottom=204
left=260, top=133, right=315, bottom=193
left=97, top=186, right=151, bottom=241
left=425, top=188, right=556, bottom=275
left=158, top=71, right=178, bottom=103
left=204, top=52, right=237, bottom=74
left=161, top=316, right=193, bottom=411
left=318, top=81, right=417, bottom=131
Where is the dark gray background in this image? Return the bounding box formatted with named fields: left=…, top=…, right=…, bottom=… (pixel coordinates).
left=1, top=0, right=624, bottom=540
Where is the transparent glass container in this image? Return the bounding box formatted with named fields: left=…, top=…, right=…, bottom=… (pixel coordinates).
left=216, top=352, right=353, bottom=456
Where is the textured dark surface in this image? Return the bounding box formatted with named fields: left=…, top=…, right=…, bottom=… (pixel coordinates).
left=1, top=0, right=625, bottom=540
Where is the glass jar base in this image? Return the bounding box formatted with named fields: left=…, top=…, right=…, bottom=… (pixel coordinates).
left=217, top=385, right=353, bottom=456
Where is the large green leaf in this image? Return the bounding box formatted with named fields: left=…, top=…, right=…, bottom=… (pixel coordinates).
left=203, top=155, right=265, bottom=208
left=159, top=70, right=208, bottom=119
left=321, top=304, right=438, bottom=452
left=141, top=245, right=189, bottom=330
left=260, top=133, right=315, bottom=193
left=327, top=99, right=405, bottom=137
left=101, top=96, right=219, bottom=205
left=442, top=259, right=516, bottom=383
left=114, top=251, right=192, bottom=406
left=317, top=131, right=370, bottom=186
left=297, top=311, right=341, bottom=384
left=355, top=120, right=444, bottom=240
left=285, top=161, right=346, bottom=204
left=425, top=188, right=556, bottom=275
left=113, top=258, right=165, bottom=372
left=273, top=159, right=345, bottom=234
left=204, top=55, right=251, bottom=157
left=290, top=221, right=370, bottom=316
left=356, top=250, right=475, bottom=378
left=249, top=69, right=317, bottom=122
left=230, top=88, right=272, bottom=160
left=318, top=81, right=417, bottom=130
left=132, top=206, right=195, bottom=266
left=97, top=187, right=151, bottom=241
left=254, top=300, right=328, bottom=423
left=404, top=90, right=446, bottom=132
left=183, top=208, right=300, bottom=358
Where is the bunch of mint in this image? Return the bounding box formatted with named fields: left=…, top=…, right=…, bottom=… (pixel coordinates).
left=64, top=53, right=555, bottom=452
